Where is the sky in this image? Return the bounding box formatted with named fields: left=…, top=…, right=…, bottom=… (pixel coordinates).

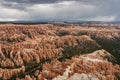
left=0, top=0, right=119, bottom=22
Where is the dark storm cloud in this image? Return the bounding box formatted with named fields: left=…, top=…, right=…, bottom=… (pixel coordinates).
left=1, top=0, right=74, bottom=10
left=0, top=3, right=28, bottom=10
left=0, top=0, right=104, bottom=10
left=3, top=0, right=96, bottom=4
left=4, top=0, right=62, bottom=4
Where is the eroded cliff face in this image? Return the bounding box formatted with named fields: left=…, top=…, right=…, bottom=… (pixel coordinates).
left=0, top=23, right=120, bottom=80
left=0, top=35, right=100, bottom=79
left=17, top=50, right=120, bottom=80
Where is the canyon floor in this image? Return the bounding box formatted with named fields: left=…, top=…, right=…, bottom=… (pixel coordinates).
left=0, top=22, right=120, bottom=80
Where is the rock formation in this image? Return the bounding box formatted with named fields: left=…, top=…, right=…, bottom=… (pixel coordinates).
left=0, top=23, right=119, bottom=80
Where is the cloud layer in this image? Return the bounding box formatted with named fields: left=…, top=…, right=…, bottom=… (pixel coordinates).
left=0, top=0, right=119, bottom=21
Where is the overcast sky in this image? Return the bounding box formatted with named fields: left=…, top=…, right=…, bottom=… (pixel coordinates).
left=0, top=0, right=119, bottom=22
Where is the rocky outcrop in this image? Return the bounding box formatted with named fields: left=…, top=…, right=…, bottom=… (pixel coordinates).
left=17, top=50, right=120, bottom=80
left=0, top=23, right=120, bottom=80
left=0, top=35, right=100, bottom=79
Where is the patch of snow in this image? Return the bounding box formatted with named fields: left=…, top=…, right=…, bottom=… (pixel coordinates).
left=83, top=57, right=103, bottom=62
left=69, top=73, right=99, bottom=80
left=52, top=66, right=71, bottom=80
